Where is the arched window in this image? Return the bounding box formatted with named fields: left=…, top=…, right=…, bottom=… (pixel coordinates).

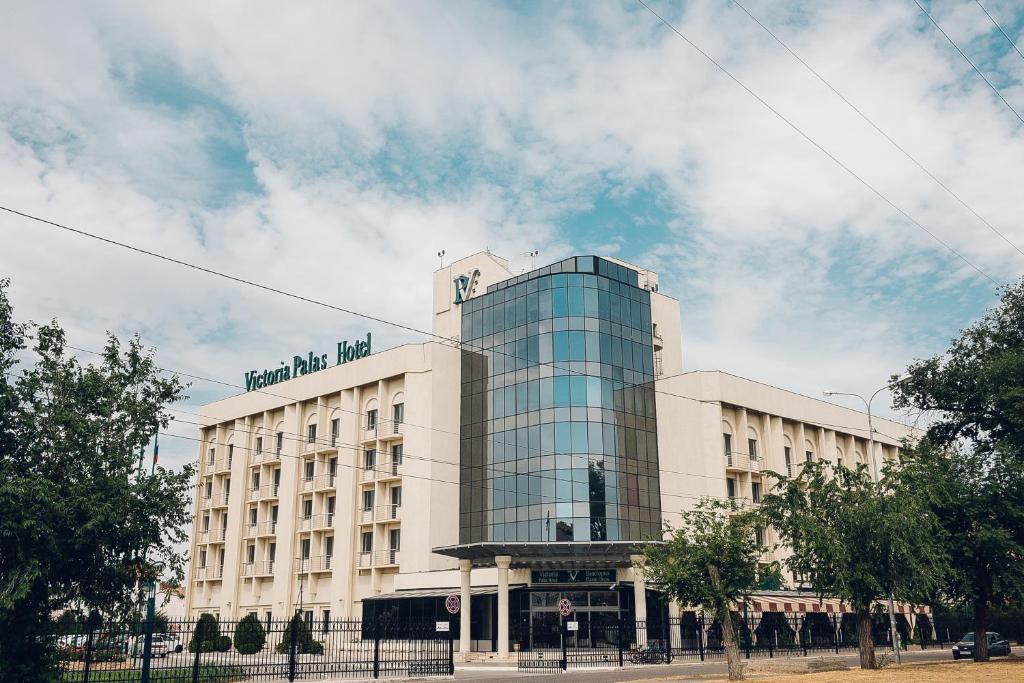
left=364, top=398, right=379, bottom=431
left=722, top=420, right=734, bottom=457
left=783, top=435, right=794, bottom=473
left=305, top=413, right=318, bottom=446
left=835, top=446, right=844, bottom=465
left=747, top=426, right=760, bottom=461
left=804, top=439, right=815, bottom=463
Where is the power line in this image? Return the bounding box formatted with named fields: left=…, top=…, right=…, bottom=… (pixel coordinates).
left=730, top=0, right=1024, bottom=261
left=974, top=0, right=1024, bottom=65
left=914, top=0, right=1024, bottom=127
left=633, top=0, right=1001, bottom=287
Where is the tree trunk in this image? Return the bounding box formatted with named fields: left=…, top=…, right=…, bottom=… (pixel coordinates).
left=974, top=596, right=989, bottom=662
left=719, top=602, right=744, bottom=681
left=856, top=609, right=876, bottom=670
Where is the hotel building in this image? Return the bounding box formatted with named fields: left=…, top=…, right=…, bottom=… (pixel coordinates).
left=186, top=252, right=915, bottom=657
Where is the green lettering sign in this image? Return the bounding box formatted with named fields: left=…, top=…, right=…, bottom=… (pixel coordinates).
left=244, top=333, right=373, bottom=391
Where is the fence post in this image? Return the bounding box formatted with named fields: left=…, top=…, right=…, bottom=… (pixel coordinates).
left=191, top=634, right=201, bottom=683
left=447, top=620, right=454, bottom=676
left=697, top=614, right=705, bottom=662
left=140, top=582, right=156, bottom=683
left=288, top=616, right=298, bottom=682
left=561, top=620, right=568, bottom=672
left=801, top=618, right=808, bottom=657
left=665, top=617, right=673, bottom=664
left=372, top=626, right=381, bottom=679
left=82, top=627, right=95, bottom=683
left=617, top=614, right=624, bottom=667
left=832, top=615, right=839, bottom=654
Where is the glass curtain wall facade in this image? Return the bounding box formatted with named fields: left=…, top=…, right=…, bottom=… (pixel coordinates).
left=459, top=256, right=661, bottom=544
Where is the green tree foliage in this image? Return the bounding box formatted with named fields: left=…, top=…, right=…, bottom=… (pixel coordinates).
left=233, top=613, right=267, bottom=654
left=188, top=613, right=225, bottom=653
left=759, top=460, right=947, bottom=670
left=892, top=280, right=1024, bottom=661
left=275, top=615, right=324, bottom=655
left=0, top=279, right=194, bottom=681
left=755, top=563, right=787, bottom=591
left=643, top=499, right=760, bottom=681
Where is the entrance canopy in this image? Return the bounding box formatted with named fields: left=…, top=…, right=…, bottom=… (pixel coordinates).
left=432, top=541, right=656, bottom=568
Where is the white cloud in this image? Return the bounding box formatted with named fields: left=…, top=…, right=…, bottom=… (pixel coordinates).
left=2, top=0, right=1024, bottom=469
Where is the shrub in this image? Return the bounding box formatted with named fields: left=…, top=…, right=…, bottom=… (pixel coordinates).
left=274, top=615, right=323, bottom=655
left=233, top=614, right=266, bottom=655
left=214, top=635, right=232, bottom=652
left=188, top=614, right=221, bottom=653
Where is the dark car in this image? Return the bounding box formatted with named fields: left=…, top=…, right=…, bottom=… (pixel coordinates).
left=951, top=631, right=1011, bottom=659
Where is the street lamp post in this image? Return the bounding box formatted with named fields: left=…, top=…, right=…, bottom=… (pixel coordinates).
left=822, top=381, right=906, bottom=664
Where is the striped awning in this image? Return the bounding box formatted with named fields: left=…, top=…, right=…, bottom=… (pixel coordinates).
left=735, top=591, right=930, bottom=616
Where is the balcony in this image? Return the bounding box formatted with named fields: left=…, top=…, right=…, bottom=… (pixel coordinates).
left=375, top=504, right=401, bottom=522
left=250, top=451, right=263, bottom=466
left=357, top=552, right=373, bottom=568
left=361, top=467, right=376, bottom=483
left=361, top=426, right=378, bottom=444
left=196, top=530, right=210, bottom=544
left=258, top=520, right=278, bottom=537
left=298, top=515, right=312, bottom=532
left=379, top=420, right=404, bottom=441
left=314, top=473, right=337, bottom=491
left=359, top=508, right=374, bottom=524
left=210, top=566, right=224, bottom=579
left=255, top=561, right=275, bottom=577
left=294, top=557, right=311, bottom=573
left=243, top=523, right=258, bottom=538
left=214, top=457, right=231, bottom=473
left=194, top=567, right=207, bottom=581
left=378, top=459, right=403, bottom=480
left=301, top=475, right=314, bottom=492
left=373, top=549, right=400, bottom=567
left=213, top=493, right=230, bottom=508
left=260, top=484, right=280, bottom=500
left=199, top=495, right=213, bottom=509
left=724, top=453, right=761, bottom=472
left=208, top=528, right=227, bottom=543
left=241, top=562, right=255, bottom=577
left=312, top=513, right=335, bottom=530
left=309, top=555, right=333, bottom=573
left=728, top=496, right=759, bottom=511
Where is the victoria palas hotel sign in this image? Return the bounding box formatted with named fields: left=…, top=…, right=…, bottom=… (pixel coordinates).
left=244, top=333, right=373, bottom=391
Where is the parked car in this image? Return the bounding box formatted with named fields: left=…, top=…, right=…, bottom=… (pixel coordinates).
left=130, top=633, right=184, bottom=658
left=952, top=632, right=1011, bottom=659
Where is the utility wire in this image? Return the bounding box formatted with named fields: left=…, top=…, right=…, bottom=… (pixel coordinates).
left=914, top=0, right=1024, bottom=127
left=974, top=0, right=1024, bottom=65
left=730, top=0, right=1024, bottom=261
left=634, top=0, right=1001, bottom=287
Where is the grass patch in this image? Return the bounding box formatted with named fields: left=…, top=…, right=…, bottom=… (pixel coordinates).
left=61, top=665, right=245, bottom=682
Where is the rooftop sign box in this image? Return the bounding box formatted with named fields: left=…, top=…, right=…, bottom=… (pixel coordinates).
left=244, top=333, right=372, bottom=392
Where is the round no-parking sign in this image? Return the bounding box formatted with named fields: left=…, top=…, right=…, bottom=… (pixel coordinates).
left=445, top=594, right=461, bottom=615
left=558, top=598, right=572, bottom=617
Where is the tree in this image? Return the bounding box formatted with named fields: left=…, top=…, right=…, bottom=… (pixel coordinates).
left=0, top=279, right=194, bottom=681
left=643, top=499, right=760, bottom=681
left=188, top=613, right=230, bottom=653
left=755, top=563, right=787, bottom=591
left=275, top=615, right=324, bottom=655
left=892, top=280, right=1024, bottom=661
left=896, top=440, right=1024, bottom=661
left=234, top=613, right=267, bottom=654
left=759, top=460, right=947, bottom=670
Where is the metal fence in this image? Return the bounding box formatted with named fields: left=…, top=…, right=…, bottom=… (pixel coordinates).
left=56, top=616, right=453, bottom=682
left=515, top=612, right=946, bottom=673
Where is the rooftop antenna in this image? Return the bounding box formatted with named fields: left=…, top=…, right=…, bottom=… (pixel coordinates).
left=437, top=250, right=445, bottom=268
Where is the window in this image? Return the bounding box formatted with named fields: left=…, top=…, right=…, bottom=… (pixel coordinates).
left=362, top=490, right=375, bottom=511
left=361, top=531, right=373, bottom=552
left=304, top=460, right=314, bottom=481
left=726, top=478, right=736, bottom=500
left=327, top=496, right=336, bottom=516
left=302, top=499, right=313, bottom=519
left=389, top=528, right=401, bottom=551
left=255, top=437, right=263, bottom=455
left=268, top=543, right=276, bottom=562
left=246, top=544, right=255, bottom=563
left=784, top=446, right=792, bottom=469
left=276, top=432, right=284, bottom=455
left=301, top=538, right=311, bottom=560
left=723, top=433, right=732, bottom=456
left=391, top=486, right=402, bottom=507
left=273, top=469, right=281, bottom=486
left=208, top=448, right=215, bottom=465
left=748, top=438, right=758, bottom=460
left=307, top=424, right=317, bottom=443
left=366, top=409, right=377, bottom=431
left=271, top=505, right=279, bottom=523
left=391, top=444, right=403, bottom=465
left=364, top=449, right=376, bottom=470
left=393, top=403, right=404, bottom=424
left=265, top=611, right=272, bottom=631
left=325, top=536, right=334, bottom=558
left=251, top=472, right=260, bottom=491
left=227, top=444, right=234, bottom=465
left=754, top=527, right=765, bottom=548
left=248, top=508, right=257, bottom=526
left=202, top=515, right=210, bottom=531
left=330, top=418, right=339, bottom=446
left=751, top=482, right=762, bottom=504
left=303, top=610, right=313, bottom=629
left=199, top=550, right=207, bottom=568
left=806, top=450, right=814, bottom=462
left=329, top=457, right=337, bottom=476
left=322, top=609, right=331, bottom=633
left=205, top=481, right=213, bottom=498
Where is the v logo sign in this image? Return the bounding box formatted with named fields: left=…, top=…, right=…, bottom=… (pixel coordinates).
left=453, top=269, right=480, bottom=304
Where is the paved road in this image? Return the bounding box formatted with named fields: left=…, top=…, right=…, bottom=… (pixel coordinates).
left=449, top=646, right=1023, bottom=682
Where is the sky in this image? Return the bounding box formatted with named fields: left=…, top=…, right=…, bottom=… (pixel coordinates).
left=2, top=0, right=1023, bottom=475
